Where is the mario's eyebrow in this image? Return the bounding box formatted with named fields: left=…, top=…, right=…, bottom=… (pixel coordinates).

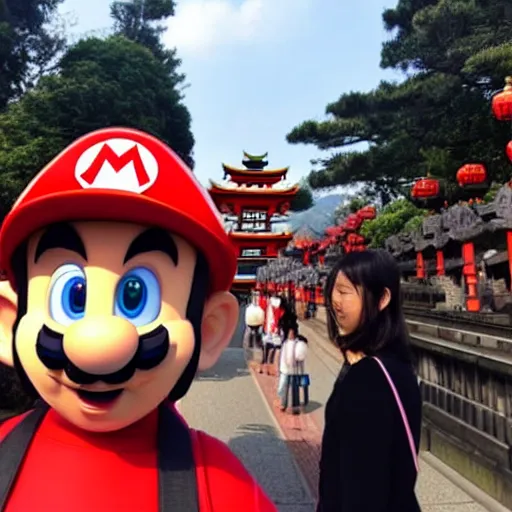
left=124, top=228, right=178, bottom=266
left=34, top=223, right=87, bottom=263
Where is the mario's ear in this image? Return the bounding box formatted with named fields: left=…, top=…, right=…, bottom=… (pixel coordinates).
left=198, top=291, right=239, bottom=371
left=0, top=281, right=17, bottom=367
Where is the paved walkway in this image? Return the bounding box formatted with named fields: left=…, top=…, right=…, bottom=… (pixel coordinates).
left=179, top=347, right=315, bottom=512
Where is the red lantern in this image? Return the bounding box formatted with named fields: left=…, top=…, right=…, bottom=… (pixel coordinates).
left=357, top=205, right=376, bottom=220
left=319, top=239, right=330, bottom=251
left=411, top=178, right=440, bottom=199
left=456, top=164, right=487, bottom=187
left=507, top=141, right=512, bottom=163
left=345, top=213, right=363, bottom=231
left=347, top=233, right=365, bottom=245
left=492, top=77, right=512, bottom=121
left=325, top=225, right=344, bottom=237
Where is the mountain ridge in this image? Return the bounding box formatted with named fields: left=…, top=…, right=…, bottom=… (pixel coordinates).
left=288, top=193, right=345, bottom=237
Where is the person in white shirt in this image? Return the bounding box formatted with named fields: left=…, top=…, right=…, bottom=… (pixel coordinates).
left=245, top=300, right=265, bottom=349
left=278, top=326, right=309, bottom=412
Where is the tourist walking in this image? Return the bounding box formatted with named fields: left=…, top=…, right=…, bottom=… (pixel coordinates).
left=245, top=294, right=265, bottom=348
left=317, top=249, right=422, bottom=512
left=278, top=326, right=308, bottom=413
left=260, top=295, right=284, bottom=374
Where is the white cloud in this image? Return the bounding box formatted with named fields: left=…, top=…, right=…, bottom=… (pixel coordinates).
left=163, top=0, right=311, bottom=56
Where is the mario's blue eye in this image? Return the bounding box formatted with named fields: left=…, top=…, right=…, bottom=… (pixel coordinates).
left=114, top=267, right=161, bottom=326
left=49, top=264, right=87, bottom=326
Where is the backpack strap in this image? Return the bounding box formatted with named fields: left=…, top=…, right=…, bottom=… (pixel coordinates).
left=190, top=430, right=213, bottom=512
left=0, top=404, right=48, bottom=511
left=157, top=403, right=199, bottom=512
left=372, top=357, right=419, bottom=473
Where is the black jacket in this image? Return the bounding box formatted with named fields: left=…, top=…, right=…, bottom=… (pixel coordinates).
left=317, top=352, right=422, bottom=512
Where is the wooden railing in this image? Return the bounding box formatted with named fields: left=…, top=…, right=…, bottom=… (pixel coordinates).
left=407, top=318, right=512, bottom=508
left=401, top=283, right=446, bottom=309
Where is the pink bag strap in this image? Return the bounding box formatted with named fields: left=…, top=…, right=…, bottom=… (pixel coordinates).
left=373, top=357, right=419, bottom=473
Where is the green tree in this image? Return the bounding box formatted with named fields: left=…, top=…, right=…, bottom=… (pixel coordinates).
left=360, top=199, right=425, bottom=248
left=290, top=177, right=314, bottom=211
left=0, top=36, right=194, bottom=219
left=111, top=0, right=173, bottom=56
left=110, top=0, right=184, bottom=88
left=287, top=0, right=512, bottom=200
left=0, top=0, right=66, bottom=109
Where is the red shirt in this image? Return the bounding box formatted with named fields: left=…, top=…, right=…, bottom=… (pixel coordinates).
left=0, top=408, right=276, bottom=512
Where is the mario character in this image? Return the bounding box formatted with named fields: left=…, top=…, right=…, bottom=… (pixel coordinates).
left=0, top=128, right=276, bottom=511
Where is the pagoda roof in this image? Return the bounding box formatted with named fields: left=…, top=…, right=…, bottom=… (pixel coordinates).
left=229, top=232, right=294, bottom=241
left=209, top=180, right=298, bottom=195
left=243, top=151, right=268, bottom=161
left=222, top=163, right=289, bottom=177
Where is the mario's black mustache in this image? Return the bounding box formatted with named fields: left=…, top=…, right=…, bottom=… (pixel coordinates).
left=36, top=324, right=169, bottom=385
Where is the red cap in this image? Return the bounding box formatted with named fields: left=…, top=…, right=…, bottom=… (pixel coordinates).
left=0, top=127, right=236, bottom=294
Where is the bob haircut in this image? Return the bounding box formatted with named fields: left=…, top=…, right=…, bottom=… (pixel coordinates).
left=324, top=249, right=412, bottom=361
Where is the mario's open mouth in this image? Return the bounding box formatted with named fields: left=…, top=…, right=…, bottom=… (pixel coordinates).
left=76, top=389, right=124, bottom=405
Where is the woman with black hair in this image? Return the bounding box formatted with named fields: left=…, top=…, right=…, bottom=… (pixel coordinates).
left=278, top=296, right=298, bottom=341
left=317, top=249, right=422, bottom=512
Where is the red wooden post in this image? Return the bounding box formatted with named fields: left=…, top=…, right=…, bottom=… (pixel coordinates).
left=416, top=252, right=425, bottom=279
left=462, top=242, right=480, bottom=312
left=436, top=250, right=445, bottom=276
left=507, top=231, right=512, bottom=291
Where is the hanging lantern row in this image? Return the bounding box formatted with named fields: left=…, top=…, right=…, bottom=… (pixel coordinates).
left=253, top=206, right=377, bottom=301
left=410, top=162, right=490, bottom=209
left=313, top=204, right=376, bottom=255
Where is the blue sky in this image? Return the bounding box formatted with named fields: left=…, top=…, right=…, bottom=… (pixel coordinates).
left=58, top=0, right=400, bottom=189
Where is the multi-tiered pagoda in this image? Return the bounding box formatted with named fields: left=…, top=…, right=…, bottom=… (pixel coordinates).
left=208, top=151, right=299, bottom=295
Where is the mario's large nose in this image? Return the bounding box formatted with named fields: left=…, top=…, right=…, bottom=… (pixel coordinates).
left=63, top=317, right=139, bottom=375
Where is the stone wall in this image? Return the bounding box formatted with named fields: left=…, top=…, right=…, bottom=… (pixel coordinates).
left=492, top=278, right=512, bottom=311
left=430, top=275, right=465, bottom=310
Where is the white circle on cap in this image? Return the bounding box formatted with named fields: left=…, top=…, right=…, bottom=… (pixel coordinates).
left=75, top=138, right=159, bottom=194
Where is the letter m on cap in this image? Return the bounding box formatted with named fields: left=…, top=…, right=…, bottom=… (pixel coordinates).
left=80, top=144, right=150, bottom=186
